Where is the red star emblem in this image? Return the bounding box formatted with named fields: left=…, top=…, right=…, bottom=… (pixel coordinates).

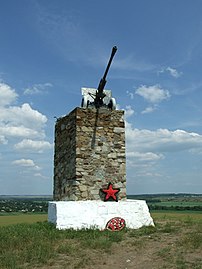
left=101, top=182, right=120, bottom=202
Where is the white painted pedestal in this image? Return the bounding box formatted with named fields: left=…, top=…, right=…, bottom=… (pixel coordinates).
left=48, top=200, right=154, bottom=230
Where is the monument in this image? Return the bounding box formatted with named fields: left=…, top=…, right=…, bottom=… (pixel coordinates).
left=48, top=46, right=154, bottom=230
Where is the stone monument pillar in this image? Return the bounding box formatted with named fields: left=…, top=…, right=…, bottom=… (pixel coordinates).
left=48, top=46, right=154, bottom=230
left=53, top=107, right=126, bottom=201
left=48, top=106, right=154, bottom=230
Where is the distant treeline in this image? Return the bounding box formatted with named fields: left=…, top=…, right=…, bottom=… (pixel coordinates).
left=127, top=193, right=202, bottom=199
left=148, top=204, right=202, bottom=211
left=127, top=194, right=202, bottom=211
left=0, top=196, right=52, bottom=201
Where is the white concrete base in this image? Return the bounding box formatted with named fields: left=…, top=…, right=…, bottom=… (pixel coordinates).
left=48, top=200, right=154, bottom=230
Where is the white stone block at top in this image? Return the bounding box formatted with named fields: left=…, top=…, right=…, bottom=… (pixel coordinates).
left=81, top=87, right=112, bottom=101
left=48, top=200, right=154, bottom=230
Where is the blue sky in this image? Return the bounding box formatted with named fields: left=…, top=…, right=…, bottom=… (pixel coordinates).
left=0, top=0, right=202, bottom=195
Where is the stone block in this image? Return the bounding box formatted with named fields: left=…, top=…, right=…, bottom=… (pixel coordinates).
left=79, top=185, right=87, bottom=192
left=48, top=200, right=154, bottom=230
left=108, top=153, right=117, bottom=158
left=114, top=127, right=125, bottom=133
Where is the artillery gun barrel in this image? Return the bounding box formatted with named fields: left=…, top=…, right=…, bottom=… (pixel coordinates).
left=102, top=46, right=117, bottom=82
left=97, top=46, right=117, bottom=95
left=91, top=46, right=118, bottom=109
left=81, top=46, right=118, bottom=110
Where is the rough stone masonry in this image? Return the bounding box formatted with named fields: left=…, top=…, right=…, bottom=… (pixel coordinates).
left=54, top=107, right=126, bottom=201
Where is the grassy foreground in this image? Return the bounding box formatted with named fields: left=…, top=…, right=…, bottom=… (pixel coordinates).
left=0, top=212, right=202, bottom=269
left=0, top=221, right=125, bottom=269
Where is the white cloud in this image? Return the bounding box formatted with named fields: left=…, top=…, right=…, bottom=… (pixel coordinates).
left=0, top=135, right=8, bottom=144
left=166, top=67, right=182, bottom=78
left=0, top=83, right=48, bottom=141
left=14, top=139, right=52, bottom=153
left=141, top=106, right=157, bottom=114
left=12, top=159, right=41, bottom=170
left=0, top=103, right=47, bottom=130
left=0, top=126, right=43, bottom=139
left=126, top=126, right=202, bottom=154
left=0, top=82, right=18, bottom=106
left=126, top=90, right=134, bottom=100
left=23, top=83, right=53, bottom=95
left=124, top=105, right=135, bottom=118
left=117, top=105, right=135, bottom=119
left=135, top=85, right=170, bottom=103
left=127, top=151, right=164, bottom=162
left=126, top=122, right=202, bottom=173
left=12, top=159, right=35, bottom=167
left=34, top=173, right=48, bottom=179
left=159, top=67, right=182, bottom=78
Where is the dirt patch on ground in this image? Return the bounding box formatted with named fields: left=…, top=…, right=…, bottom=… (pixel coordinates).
left=39, top=219, right=202, bottom=269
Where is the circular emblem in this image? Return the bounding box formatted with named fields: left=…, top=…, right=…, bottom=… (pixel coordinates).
left=106, top=217, right=126, bottom=231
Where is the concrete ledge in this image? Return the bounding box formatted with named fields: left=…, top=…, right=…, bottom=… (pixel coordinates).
left=48, top=200, right=154, bottom=230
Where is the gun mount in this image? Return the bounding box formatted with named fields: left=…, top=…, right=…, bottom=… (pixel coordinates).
left=81, top=46, right=117, bottom=110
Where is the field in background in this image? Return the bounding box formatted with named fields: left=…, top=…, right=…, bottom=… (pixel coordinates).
left=0, top=193, right=202, bottom=227
left=0, top=213, right=47, bottom=226
left=1, top=211, right=202, bottom=227
left=128, top=193, right=202, bottom=211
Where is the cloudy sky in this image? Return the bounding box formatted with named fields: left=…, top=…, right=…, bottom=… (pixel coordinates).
left=1, top=0, right=202, bottom=195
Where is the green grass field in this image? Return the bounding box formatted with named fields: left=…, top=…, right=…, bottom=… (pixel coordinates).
left=0, top=212, right=202, bottom=269
left=0, top=211, right=202, bottom=227
left=152, top=201, right=202, bottom=207
left=152, top=211, right=202, bottom=221
left=0, top=213, right=47, bottom=226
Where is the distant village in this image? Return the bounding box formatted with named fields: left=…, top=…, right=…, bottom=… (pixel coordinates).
left=0, top=194, right=202, bottom=214
left=0, top=197, right=50, bottom=213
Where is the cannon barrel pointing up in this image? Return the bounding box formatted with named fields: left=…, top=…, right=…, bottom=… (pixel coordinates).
left=80, top=46, right=118, bottom=110
left=94, top=46, right=117, bottom=108
left=102, top=46, right=117, bottom=82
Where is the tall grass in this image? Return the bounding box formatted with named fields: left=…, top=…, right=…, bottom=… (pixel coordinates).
left=0, top=221, right=125, bottom=269
left=0, top=222, right=57, bottom=268
left=0, top=212, right=202, bottom=269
